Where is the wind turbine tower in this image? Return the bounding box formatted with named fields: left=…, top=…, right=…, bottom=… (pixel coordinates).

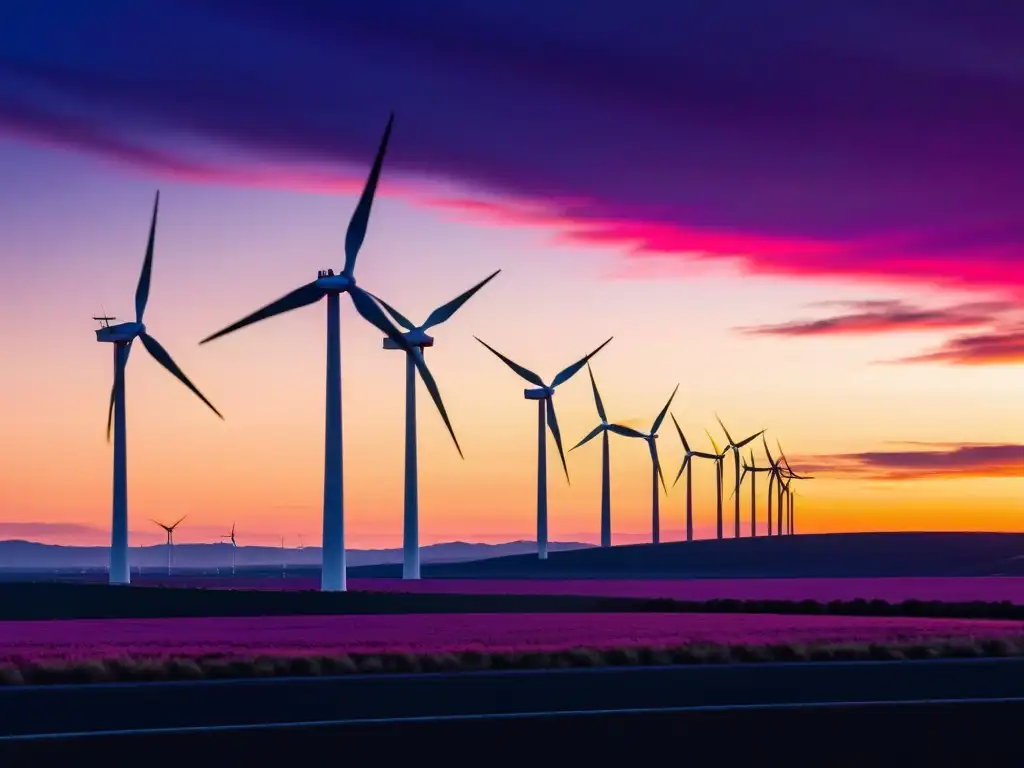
left=221, top=522, right=237, bottom=576
left=476, top=337, right=613, bottom=559
left=152, top=515, right=186, bottom=576
left=623, top=385, right=679, bottom=544
left=670, top=414, right=719, bottom=542
left=762, top=436, right=785, bottom=537
left=734, top=449, right=771, bottom=537
left=704, top=431, right=729, bottom=539
left=715, top=416, right=764, bottom=539
left=200, top=116, right=461, bottom=592
left=374, top=269, right=500, bottom=579
left=570, top=363, right=645, bottom=548
left=94, top=192, right=223, bottom=585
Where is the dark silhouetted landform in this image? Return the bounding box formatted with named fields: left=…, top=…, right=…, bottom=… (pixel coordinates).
left=349, top=532, right=1024, bottom=579
left=0, top=539, right=592, bottom=571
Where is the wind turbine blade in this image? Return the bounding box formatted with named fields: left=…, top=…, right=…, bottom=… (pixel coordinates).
left=139, top=333, right=224, bottom=419
left=763, top=434, right=776, bottom=466
left=714, top=413, right=735, bottom=446
left=421, top=269, right=501, bottom=331
left=672, top=453, right=690, bottom=487
left=586, top=362, right=607, bottom=423
left=366, top=291, right=416, bottom=331
left=135, top=191, right=159, bottom=324
left=776, top=438, right=793, bottom=470
left=704, top=429, right=722, bottom=457
left=691, top=451, right=719, bottom=460
left=151, top=519, right=170, bottom=532
left=545, top=398, right=570, bottom=484
left=351, top=288, right=463, bottom=457
left=649, top=440, right=667, bottom=494
left=651, top=384, right=679, bottom=434
left=607, top=423, right=646, bottom=439
left=730, top=467, right=748, bottom=500
left=200, top=282, right=325, bottom=344
left=343, top=114, right=393, bottom=277
left=737, top=429, right=765, bottom=448
left=105, top=365, right=121, bottom=444
left=571, top=424, right=604, bottom=451
left=171, top=514, right=187, bottom=529
left=670, top=413, right=691, bottom=453
left=550, top=337, right=612, bottom=388
left=473, top=337, right=545, bottom=386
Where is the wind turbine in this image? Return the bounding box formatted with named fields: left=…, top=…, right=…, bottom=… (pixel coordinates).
left=476, top=336, right=613, bottom=559
left=670, top=414, right=720, bottom=542
left=372, top=269, right=501, bottom=580
left=569, top=363, right=645, bottom=548
left=95, top=192, right=223, bottom=586
left=152, top=515, right=186, bottom=576
left=714, top=416, right=765, bottom=539
left=762, top=436, right=785, bottom=537
left=221, top=522, right=237, bottom=576
left=732, top=449, right=771, bottom=537
left=199, top=115, right=461, bottom=593
left=704, top=430, right=730, bottom=539
left=622, top=385, right=679, bottom=544
left=776, top=440, right=813, bottom=535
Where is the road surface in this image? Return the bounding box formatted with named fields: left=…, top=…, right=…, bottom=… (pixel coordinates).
left=3, top=656, right=1024, bottom=737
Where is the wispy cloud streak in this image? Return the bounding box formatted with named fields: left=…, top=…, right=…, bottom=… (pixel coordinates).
left=798, top=443, right=1024, bottom=481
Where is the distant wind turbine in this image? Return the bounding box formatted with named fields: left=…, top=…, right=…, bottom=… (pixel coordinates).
left=704, top=430, right=730, bottom=539
left=95, top=192, right=223, bottom=586
left=372, top=269, right=501, bottom=580
left=762, top=436, right=785, bottom=537
left=776, top=441, right=813, bottom=535
left=714, top=415, right=765, bottom=538
left=476, top=337, right=613, bottom=559
left=623, top=386, right=679, bottom=544
left=671, top=414, right=719, bottom=542
left=152, top=515, right=186, bottom=576
left=732, top=449, right=772, bottom=537
left=570, top=363, right=645, bottom=548
left=221, top=522, right=237, bottom=576
left=200, top=115, right=461, bottom=593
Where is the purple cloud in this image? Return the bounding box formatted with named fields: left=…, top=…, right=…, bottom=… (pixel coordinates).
left=1, top=1, right=1023, bottom=299
left=798, top=443, right=1024, bottom=481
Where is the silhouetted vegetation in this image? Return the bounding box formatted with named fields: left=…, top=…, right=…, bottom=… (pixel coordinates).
left=3, top=582, right=1024, bottom=621
left=3, top=637, right=1023, bottom=686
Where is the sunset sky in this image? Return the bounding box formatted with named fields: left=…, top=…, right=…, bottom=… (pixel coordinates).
left=0, top=1, right=1021, bottom=548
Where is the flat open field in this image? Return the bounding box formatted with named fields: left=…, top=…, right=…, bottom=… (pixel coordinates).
left=91, top=575, right=1024, bottom=604
left=4, top=612, right=1023, bottom=661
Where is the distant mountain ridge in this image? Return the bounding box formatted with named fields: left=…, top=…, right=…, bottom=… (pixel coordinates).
left=0, top=539, right=593, bottom=571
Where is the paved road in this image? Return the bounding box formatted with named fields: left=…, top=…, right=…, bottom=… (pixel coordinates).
left=4, top=698, right=1024, bottom=765
left=4, top=656, right=1024, bottom=738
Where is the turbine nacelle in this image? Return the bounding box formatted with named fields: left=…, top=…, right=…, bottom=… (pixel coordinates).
left=524, top=386, right=556, bottom=400
left=96, top=321, right=145, bottom=344
left=383, top=327, right=435, bottom=349
left=315, top=270, right=353, bottom=293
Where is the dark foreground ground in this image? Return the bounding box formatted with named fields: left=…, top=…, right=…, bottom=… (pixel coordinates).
left=4, top=580, right=1024, bottom=621
left=4, top=662, right=1024, bottom=765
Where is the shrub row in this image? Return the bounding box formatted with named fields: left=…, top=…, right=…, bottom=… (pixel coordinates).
left=4, top=636, right=1024, bottom=686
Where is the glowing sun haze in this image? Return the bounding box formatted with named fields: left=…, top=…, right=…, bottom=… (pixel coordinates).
left=0, top=0, right=1021, bottom=548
